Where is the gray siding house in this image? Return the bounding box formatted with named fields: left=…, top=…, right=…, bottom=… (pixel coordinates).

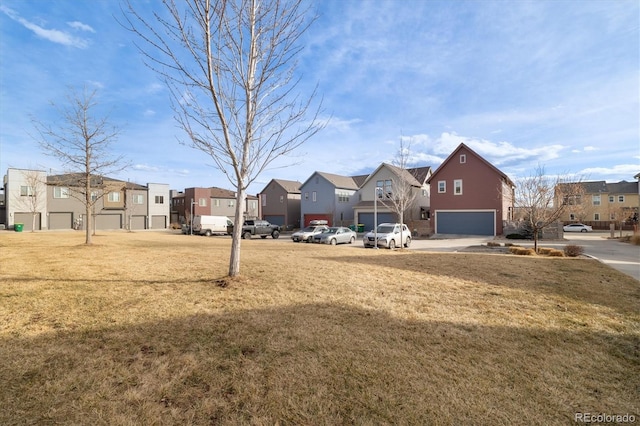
left=299, top=172, right=361, bottom=227
left=259, top=179, right=301, bottom=229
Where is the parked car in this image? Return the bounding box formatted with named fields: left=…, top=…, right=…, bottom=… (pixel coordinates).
left=311, top=226, right=357, bottom=245
left=563, top=223, right=593, bottom=233
left=363, top=223, right=411, bottom=249
left=192, top=215, right=233, bottom=236
left=291, top=224, right=329, bottom=242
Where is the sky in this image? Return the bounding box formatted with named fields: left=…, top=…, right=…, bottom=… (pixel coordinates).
left=1, top=0, right=638, bottom=196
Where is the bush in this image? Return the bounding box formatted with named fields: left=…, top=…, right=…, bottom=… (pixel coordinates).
left=631, top=235, right=640, bottom=246
left=538, top=247, right=553, bottom=255
left=548, top=249, right=565, bottom=257
left=564, top=245, right=584, bottom=257
left=486, top=242, right=501, bottom=247
left=509, top=246, right=535, bottom=256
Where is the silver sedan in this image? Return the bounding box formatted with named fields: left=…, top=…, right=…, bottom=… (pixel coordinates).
left=312, top=227, right=357, bottom=245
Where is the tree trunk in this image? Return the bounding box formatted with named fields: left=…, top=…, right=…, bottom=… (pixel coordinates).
left=228, top=186, right=247, bottom=277
left=85, top=183, right=92, bottom=245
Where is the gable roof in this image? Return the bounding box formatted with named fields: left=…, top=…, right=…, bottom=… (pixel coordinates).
left=362, top=163, right=432, bottom=188
left=351, top=174, right=369, bottom=188
left=568, top=180, right=638, bottom=195
left=209, top=186, right=258, bottom=199
left=272, top=179, right=302, bottom=194
left=47, top=173, right=147, bottom=190
left=427, top=143, right=515, bottom=187
left=301, top=171, right=360, bottom=190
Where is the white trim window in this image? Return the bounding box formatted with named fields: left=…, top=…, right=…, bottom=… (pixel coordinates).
left=53, top=186, right=69, bottom=199
left=592, top=195, right=601, bottom=206
left=609, top=195, right=615, bottom=203
left=155, top=196, right=164, bottom=204
left=438, top=181, right=446, bottom=193
left=228, top=199, right=235, bottom=207
left=108, top=192, right=121, bottom=202
left=133, top=194, right=144, bottom=204
left=460, top=154, right=466, bottom=164
left=454, top=179, right=463, bottom=195
left=198, top=198, right=206, bottom=207
left=618, top=195, right=625, bottom=203
left=594, top=213, right=600, bottom=220
left=20, top=185, right=34, bottom=196
left=312, top=191, right=317, bottom=202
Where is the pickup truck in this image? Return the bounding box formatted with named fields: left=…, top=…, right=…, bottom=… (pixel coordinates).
left=237, top=219, right=281, bottom=239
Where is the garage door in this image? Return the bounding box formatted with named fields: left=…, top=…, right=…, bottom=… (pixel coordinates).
left=151, top=215, right=166, bottom=229
left=49, top=212, right=72, bottom=230
left=131, top=215, right=146, bottom=230
left=95, top=214, right=122, bottom=230
left=435, top=211, right=495, bottom=236
left=357, top=212, right=396, bottom=233
left=14, top=213, right=41, bottom=231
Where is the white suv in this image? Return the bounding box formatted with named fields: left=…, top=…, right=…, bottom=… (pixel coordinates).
left=363, top=223, right=411, bottom=249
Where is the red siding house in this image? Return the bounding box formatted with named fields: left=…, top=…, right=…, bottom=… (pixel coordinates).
left=427, top=143, right=515, bottom=236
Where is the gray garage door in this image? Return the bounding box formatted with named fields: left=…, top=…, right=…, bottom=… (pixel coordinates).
left=131, top=215, right=146, bottom=230
left=14, top=213, right=41, bottom=231
left=435, top=211, right=495, bottom=236
left=151, top=215, right=166, bottom=229
left=49, top=212, right=72, bottom=230
left=357, top=212, right=396, bottom=233
left=95, top=214, right=122, bottom=230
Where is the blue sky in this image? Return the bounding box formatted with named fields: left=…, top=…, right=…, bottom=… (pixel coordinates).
left=1, top=0, right=638, bottom=195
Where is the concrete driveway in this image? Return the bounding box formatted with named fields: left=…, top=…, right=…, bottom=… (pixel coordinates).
left=409, top=232, right=639, bottom=282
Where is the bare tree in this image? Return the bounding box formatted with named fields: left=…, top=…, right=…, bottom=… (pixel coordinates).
left=514, top=166, right=583, bottom=252
left=378, top=138, right=421, bottom=249
left=32, top=87, right=127, bottom=245
left=122, top=0, right=324, bottom=277
left=13, top=169, right=47, bottom=232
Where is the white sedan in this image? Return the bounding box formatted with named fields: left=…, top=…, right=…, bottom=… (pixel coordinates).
left=563, top=223, right=593, bottom=233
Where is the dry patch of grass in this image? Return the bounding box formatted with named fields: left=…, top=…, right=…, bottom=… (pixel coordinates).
left=1, top=231, right=638, bottom=424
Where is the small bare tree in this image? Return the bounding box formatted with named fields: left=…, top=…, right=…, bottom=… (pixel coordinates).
left=378, top=138, right=421, bottom=249
left=122, top=0, right=324, bottom=276
left=32, top=87, right=127, bottom=245
left=13, top=169, right=47, bottom=232
left=514, top=166, right=583, bottom=252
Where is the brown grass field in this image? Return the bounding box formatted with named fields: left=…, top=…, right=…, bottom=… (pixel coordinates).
left=1, top=231, right=638, bottom=425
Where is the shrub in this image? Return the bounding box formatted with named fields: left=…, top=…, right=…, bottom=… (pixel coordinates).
left=504, top=243, right=514, bottom=247
left=538, top=247, right=553, bottom=255
left=631, top=235, right=640, bottom=246
left=564, top=245, right=584, bottom=257
left=509, top=247, right=535, bottom=256
left=486, top=242, right=501, bottom=247
left=548, top=249, right=565, bottom=257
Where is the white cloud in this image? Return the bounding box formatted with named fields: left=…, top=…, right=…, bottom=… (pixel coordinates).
left=578, top=164, right=640, bottom=179
left=143, top=109, right=156, bottom=117
left=67, top=21, right=94, bottom=33
left=0, top=5, right=90, bottom=48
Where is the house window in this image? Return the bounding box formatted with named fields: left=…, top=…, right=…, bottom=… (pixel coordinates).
left=422, top=189, right=427, bottom=197
left=305, top=192, right=309, bottom=200
left=460, top=154, right=466, bottom=164
left=91, top=192, right=98, bottom=202
left=250, top=200, right=256, bottom=210
left=53, top=187, right=69, bottom=199
left=454, top=179, right=463, bottom=195
left=594, top=213, right=600, bottom=220
left=280, top=195, right=284, bottom=203
left=133, top=194, right=144, bottom=204
left=214, top=199, right=220, bottom=207
left=198, top=198, right=206, bottom=207
left=338, top=192, right=349, bottom=203
left=610, top=213, right=616, bottom=220
left=20, top=185, right=34, bottom=196
left=155, top=195, right=164, bottom=204
left=312, top=191, right=317, bottom=202
left=228, top=200, right=235, bottom=207
left=609, top=195, right=615, bottom=203
left=592, top=195, right=601, bottom=206
left=569, top=213, right=576, bottom=220
left=438, top=181, right=446, bottom=193
left=108, top=192, right=121, bottom=202
left=262, top=195, right=267, bottom=206
left=385, top=179, right=392, bottom=197
left=618, top=195, right=625, bottom=203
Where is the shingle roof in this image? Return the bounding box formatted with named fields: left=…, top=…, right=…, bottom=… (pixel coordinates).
left=209, top=186, right=258, bottom=199
left=558, top=180, right=638, bottom=195
left=315, top=172, right=360, bottom=190
left=272, top=179, right=302, bottom=193
left=47, top=173, right=147, bottom=190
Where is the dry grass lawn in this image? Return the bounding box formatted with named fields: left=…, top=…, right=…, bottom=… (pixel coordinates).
left=1, top=231, right=638, bottom=425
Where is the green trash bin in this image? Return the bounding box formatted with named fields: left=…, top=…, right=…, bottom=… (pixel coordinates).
left=357, top=224, right=365, bottom=233
left=14, top=223, right=24, bottom=232
left=348, top=225, right=356, bottom=231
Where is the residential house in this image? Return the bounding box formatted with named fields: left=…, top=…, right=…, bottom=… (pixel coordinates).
left=3, top=168, right=170, bottom=231
left=558, top=180, right=639, bottom=229
left=259, top=179, right=301, bottom=229
left=172, top=187, right=259, bottom=225
left=299, top=172, right=362, bottom=227
left=427, top=143, right=515, bottom=236
left=4, top=168, right=48, bottom=231
left=353, top=163, right=432, bottom=232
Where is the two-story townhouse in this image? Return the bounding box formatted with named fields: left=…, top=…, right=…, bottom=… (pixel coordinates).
left=259, top=179, right=301, bottom=229
left=4, top=168, right=48, bottom=231
left=353, top=163, right=432, bottom=232
left=210, top=187, right=259, bottom=220
left=299, top=172, right=361, bottom=227
left=558, top=180, right=639, bottom=229
left=427, top=143, right=515, bottom=236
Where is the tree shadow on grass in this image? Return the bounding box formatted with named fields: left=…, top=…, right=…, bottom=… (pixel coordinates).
left=2, top=303, right=638, bottom=425
left=331, top=252, right=640, bottom=314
